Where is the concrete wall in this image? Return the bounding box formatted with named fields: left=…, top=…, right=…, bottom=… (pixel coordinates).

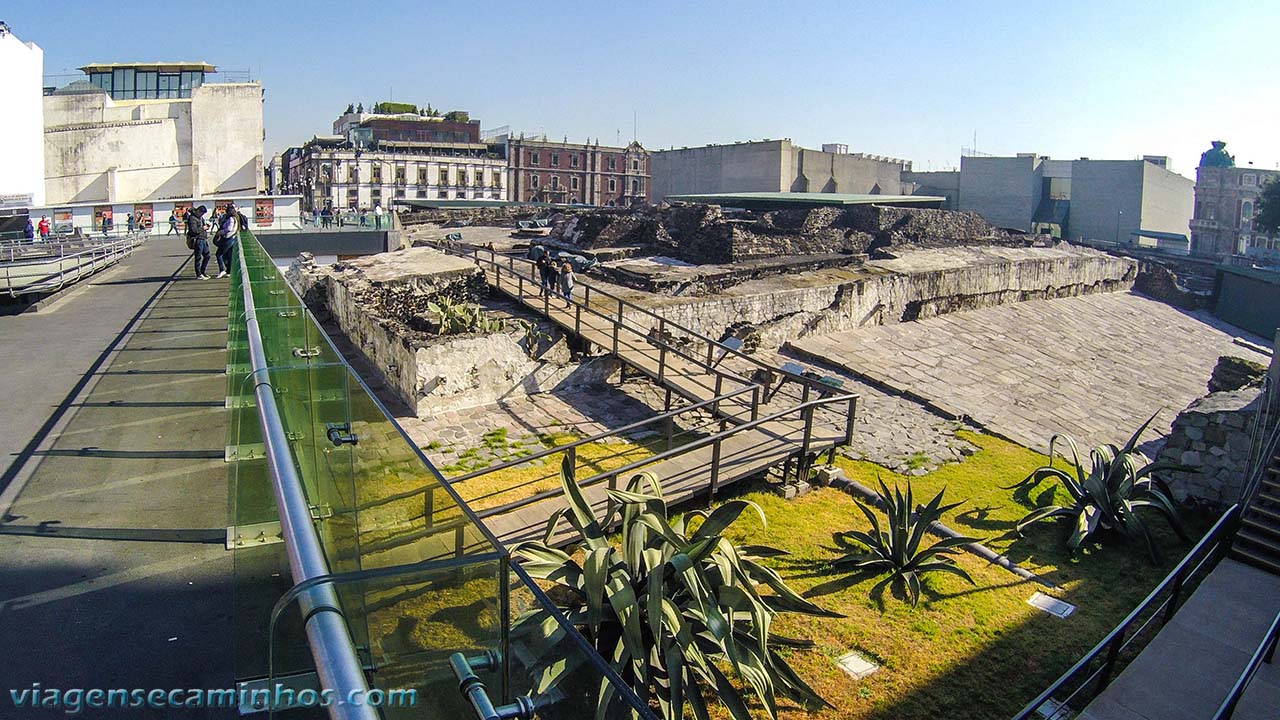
left=190, top=83, right=263, bottom=196
left=1069, top=160, right=1145, bottom=243
left=958, top=155, right=1042, bottom=231
left=0, top=30, right=45, bottom=206
left=650, top=141, right=788, bottom=200
left=790, top=148, right=903, bottom=194
left=903, top=170, right=959, bottom=209
left=43, top=81, right=262, bottom=205
left=1140, top=161, right=1194, bottom=238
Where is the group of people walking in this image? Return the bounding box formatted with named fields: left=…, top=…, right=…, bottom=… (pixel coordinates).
left=22, top=215, right=51, bottom=241
left=184, top=203, right=242, bottom=280
left=535, top=253, right=576, bottom=306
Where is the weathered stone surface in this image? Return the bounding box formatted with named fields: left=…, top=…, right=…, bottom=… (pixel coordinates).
left=789, top=291, right=1271, bottom=455
left=1207, top=355, right=1267, bottom=394
left=1158, top=387, right=1264, bottom=506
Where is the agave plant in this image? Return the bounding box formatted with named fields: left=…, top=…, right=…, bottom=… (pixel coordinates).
left=1008, top=413, right=1187, bottom=562
left=512, top=455, right=837, bottom=720
left=833, top=480, right=977, bottom=607
left=426, top=296, right=505, bottom=335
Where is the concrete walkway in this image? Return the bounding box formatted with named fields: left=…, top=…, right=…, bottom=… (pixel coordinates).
left=790, top=292, right=1271, bottom=453
left=0, top=241, right=241, bottom=718
left=1080, top=559, right=1280, bottom=720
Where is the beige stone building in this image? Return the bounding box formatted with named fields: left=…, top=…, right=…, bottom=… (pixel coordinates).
left=43, top=62, right=263, bottom=205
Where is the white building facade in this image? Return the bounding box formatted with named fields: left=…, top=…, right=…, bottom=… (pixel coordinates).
left=43, top=62, right=263, bottom=206
left=0, top=23, right=46, bottom=207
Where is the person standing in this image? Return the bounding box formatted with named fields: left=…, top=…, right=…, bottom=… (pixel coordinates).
left=127, top=213, right=135, bottom=233
left=559, top=261, right=575, bottom=306
left=374, top=203, right=384, bottom=229
left=213, top=202, right=240, bottom=278
left=187, top=205, right=211, bottom=279
left=24, top=217, right=34, bottom=241
left=535, top=254, right=550, bottom=295
left=37, top=215, right=51, bottom=240
left=167, top=211, right=178, bottom=235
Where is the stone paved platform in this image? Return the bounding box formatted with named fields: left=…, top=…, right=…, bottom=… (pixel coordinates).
left=790, top=292, right=1271, bottom=453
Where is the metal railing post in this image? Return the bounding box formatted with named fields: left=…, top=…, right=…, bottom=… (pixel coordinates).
left=845, top=396, right=857, bottom=446
left=657, top=318, right=668, bottom=383
left=424, top=486, right=435, bottom=530
left=708, top=434, right=723, bottom=503
left=751, top=385, right=760, bottom=421
left=712, top=374, right=723, bottom=416
left=1163, top=565, right=1187, bottom=626
left=1097, top=629, right=1127, bottom=691
left=800, top=404, right=815, bottom=481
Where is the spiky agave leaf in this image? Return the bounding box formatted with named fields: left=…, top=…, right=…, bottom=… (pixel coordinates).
left=511, top=451, right=833, bottom=719
left=1014, top=414, right=1184, bottom=562
left=833, top=480, right=979, bottom=607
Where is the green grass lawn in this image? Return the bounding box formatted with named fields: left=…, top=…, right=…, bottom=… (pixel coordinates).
left=699, top=431, right=1212, bottom=720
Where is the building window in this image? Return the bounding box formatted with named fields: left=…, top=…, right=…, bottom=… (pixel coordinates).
left=631, top=178, right=642, bottom=194
left=418, top=164, right=428, bottom=186
left=395, top=165, right=406, bottom=185
left=631, top=159, right=639, bottom=171
left=571, top=176, right=580, bottom=190
left=570, top=155, right=579, bottom=168
left=530, top=152, right=540, bottom=166
left=551, top=154, right=560, bottom=167
left=608, top=157, right=617, bottom=171
left=530, top=174, right=539, bottom=188
left=1243, top=174, right=1257, bottom=187
left=371, top=165, right=382, bottom=184
left=608, top=178, right=616, bottom=192
left=552, top=176, right=560, bottom=189
left=1241, top=200, right=1254, bottom=229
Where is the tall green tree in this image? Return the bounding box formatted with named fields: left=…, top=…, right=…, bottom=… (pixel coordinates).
left=1256, top=178, right=1280, bottom=236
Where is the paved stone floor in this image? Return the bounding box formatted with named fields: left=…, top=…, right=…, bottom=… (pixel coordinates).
left=790, top=292, right=1272, bottom=454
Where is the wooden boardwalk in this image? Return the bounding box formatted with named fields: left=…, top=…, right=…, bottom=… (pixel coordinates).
left=355, top=251, right=856, bottom=566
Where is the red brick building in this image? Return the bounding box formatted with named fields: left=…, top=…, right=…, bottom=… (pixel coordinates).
left=505, top=136, right=650, bottom=206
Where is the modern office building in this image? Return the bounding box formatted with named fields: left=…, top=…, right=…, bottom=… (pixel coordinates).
left=502, top=134, right=650, bottom=206
left=650, top=139, right=908, bottom=202
left=954, top=153, right=1192, bottom=247
left=282, top=107, right=507, bottom=212
left=1190, top=141, right=1280, bottom=259
left=42, top=61, right=264, bottom=205
left=0, top=22, right=45, bottom=209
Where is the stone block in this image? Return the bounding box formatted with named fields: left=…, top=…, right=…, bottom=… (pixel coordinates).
left=1184, top=426, right=1204, bottom=441
left=1180, top=450, right=1202, bottom=467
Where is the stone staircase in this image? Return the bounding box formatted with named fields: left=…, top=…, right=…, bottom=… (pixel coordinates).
left=1232, top=457, right=1280, bottom=574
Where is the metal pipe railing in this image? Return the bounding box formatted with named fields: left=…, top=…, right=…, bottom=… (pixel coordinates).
left=236, top=243, right=379, bottom=720
left=1213, top=606, right=1280, bottom=719
left=1011, top=503, right=1241, bottom=720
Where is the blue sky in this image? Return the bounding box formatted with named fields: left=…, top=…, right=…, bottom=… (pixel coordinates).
left=8, top=0, right=1278, bottom=176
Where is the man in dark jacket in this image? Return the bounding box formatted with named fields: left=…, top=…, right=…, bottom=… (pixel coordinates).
left=187, top=205, right=211, bottom=279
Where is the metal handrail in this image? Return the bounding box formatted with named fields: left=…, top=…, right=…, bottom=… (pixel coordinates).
left=1011, top=504, right=1242, bottom=720
left=1, top=232, right=146, bottom=296
left=469, top=247, right=842, bottom=395
left=1213, top=606, right=1280, bottom=719
left=235, top=242, right=379, bottom=720
left=475, top=390, right=858, bottom=520
left=353, top=384, right=758, bottom=513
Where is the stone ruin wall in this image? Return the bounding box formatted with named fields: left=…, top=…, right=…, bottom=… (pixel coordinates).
left=287, top=251, right=619, bottom=417
left=552, top=203, right=1041, bottom=266
left=1159, top=355, right=1270, bottom=507
left=617, top=247, right=1136, bottom=349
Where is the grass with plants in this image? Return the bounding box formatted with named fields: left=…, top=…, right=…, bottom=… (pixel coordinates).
left=693, top=430, right=1212, bottom=719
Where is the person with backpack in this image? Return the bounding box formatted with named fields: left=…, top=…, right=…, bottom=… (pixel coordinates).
left=167, top=211, right=178, bottom=235
left=186, top=205, right=211, bottom=279
left=213, top=202, right=240, bottom=278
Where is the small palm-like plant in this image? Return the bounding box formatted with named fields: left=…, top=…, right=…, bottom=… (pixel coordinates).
left=512, top=456, right=837, bottom=720
left=833, top=480, right=977, bottom=607
left=1008, top=413, right=1187, bottom=562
